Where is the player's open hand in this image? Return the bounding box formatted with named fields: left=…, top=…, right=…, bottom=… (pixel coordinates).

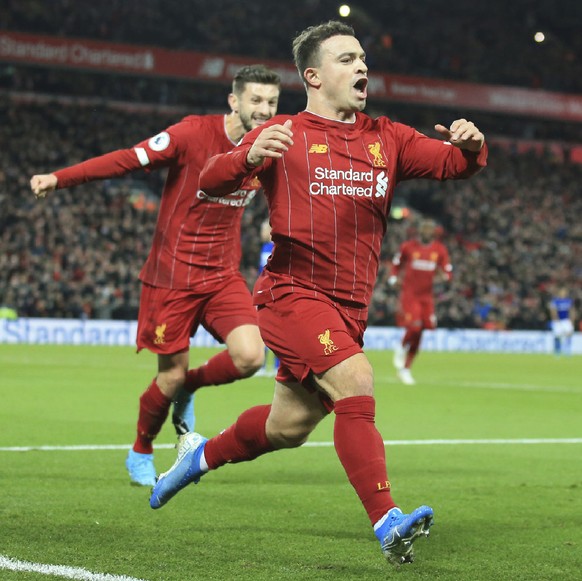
left=434, top=119, right=484, bottom=152
left=247, top=119, right=294, bottom=167
left=30, top=174, right=58, bottom=199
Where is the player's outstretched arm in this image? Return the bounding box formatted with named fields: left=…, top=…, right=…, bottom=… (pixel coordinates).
left=30, top=173, right=58, bottom=199
left=434, top=119, right=484, bottom=152
left=247, top=120, right=294, bottom=167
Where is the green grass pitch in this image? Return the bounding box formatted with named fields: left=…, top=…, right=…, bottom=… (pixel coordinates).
left=1, top=344, right=581, bottom=580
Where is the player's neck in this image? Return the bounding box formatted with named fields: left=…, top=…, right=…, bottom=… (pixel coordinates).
left=224, top=112, right=246, bottom=144
left=305, top=96, right=357, bottom=123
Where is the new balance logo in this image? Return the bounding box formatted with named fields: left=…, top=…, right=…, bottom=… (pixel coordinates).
left=309, top=144, right=328, bottom=154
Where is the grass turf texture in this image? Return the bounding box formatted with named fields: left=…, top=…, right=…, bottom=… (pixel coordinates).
left=1, top=345, right=581, bottom=580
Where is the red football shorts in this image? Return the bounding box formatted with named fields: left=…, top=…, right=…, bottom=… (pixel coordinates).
left=257, top=292, right=365, bottom=409
left=137, top=274, right=258, bottom=354
left=397, top=294, right=437, bottom=330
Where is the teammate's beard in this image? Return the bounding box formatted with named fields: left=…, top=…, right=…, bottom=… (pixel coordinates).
left=240, top=111, right=270, bottom=133
left=239, top=111, right=255, bottom=133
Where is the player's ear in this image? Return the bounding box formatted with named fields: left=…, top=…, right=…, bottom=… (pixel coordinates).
left=228, top=93, right=239, bottom=114
left=304, top=67, right=321, bottom=89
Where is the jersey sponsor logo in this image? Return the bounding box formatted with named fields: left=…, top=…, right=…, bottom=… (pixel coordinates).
left=154, top=323, right=167, bottom=345
left=411, top=258, right=437, bottom=271
left=375, top=171, right=388, bottom=198
left=148, top=131, right=170, bottom=152
left=309, top=144, right=328, bottom=154
left=318, top=329, right=338, bottom=355
left=368, top=142, right=386, bottom=167
left=197, top=188, right=258, bottom=207
left=310, top=167, right=377, bottom=198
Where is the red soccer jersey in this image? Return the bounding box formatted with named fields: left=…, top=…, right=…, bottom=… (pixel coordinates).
left=54, top=115, right=260, bottom=290
left=392, top=239, right=451, bottom=298
left=200, top=110, right=487, bottom=320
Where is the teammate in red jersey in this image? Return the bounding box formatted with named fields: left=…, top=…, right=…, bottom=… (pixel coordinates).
left=390, top=219, right=452, bottom=385
left=29, top=65, right=281, bottom=487
left=150, top=22, right=487, bottom=566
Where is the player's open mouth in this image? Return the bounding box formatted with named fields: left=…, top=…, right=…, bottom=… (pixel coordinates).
left=353, top=78, right=368, bottom=99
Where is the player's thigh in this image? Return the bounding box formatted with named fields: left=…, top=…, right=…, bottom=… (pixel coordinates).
left=313, top=352, right=374, bottom=401
left=267, top=380, right=329, bottom=446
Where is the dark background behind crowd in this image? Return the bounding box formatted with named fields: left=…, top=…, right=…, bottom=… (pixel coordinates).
left=1, top=0, right=581, bottom=330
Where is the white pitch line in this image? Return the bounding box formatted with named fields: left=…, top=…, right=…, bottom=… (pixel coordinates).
left=0, top=444, right=177, bottom=452
left=378, top=375, right=581, bottom=393
left=0, top=555, right=147, bottom=581
left=1, top=438, right=581, bottom=453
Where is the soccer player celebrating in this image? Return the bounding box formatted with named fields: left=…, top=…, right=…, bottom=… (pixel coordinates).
left=390, top=219, right=452, bottom=385
left=151, top=21, right=487, bottom=566
left=30, top=65, right=281, bottom=487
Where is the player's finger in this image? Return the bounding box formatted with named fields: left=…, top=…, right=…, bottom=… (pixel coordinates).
left=449, top=118, right=467, bottom=136
left=434, top=124, right=452, bottom=139
left=267, top=126, right=294, bottom=143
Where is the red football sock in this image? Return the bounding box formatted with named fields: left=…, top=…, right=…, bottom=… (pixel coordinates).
left=133, top=379, right=172, bottom=454
left=403, top=329, right=422, bottom=368
left=204, top=405, right=274, bottom=469
left=183, top=350, right=243, bottom=393
left=334, top=395, right=396, bottom=525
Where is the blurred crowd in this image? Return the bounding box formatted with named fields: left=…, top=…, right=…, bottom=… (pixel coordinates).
left=2, top=97, right=581, bottom=329
left=2, top=0, right=581, bottom=94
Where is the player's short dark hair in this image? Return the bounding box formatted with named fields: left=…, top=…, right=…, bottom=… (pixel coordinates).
left=292, top=20, right=356, bottom=83
left=232, top=64, right=281, bottom=96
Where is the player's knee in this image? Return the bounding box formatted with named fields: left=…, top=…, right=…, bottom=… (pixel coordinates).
left=156, top=367, right=188, bottom=397
left=232, top=345, right=265, bottom=376
left=269, top=425, right=311, bottom=449
left=266, top=416, right=316, bottom=449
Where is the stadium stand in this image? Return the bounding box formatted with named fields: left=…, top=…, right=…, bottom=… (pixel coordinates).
left=1, top=0, right=581, bottom=329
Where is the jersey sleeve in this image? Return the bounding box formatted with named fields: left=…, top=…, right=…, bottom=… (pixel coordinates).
left=54, top=119, right=191, bottom=189
left=200, top=124, right=268, bottom=197
left=392, top=122, right=488, bottom=183
left=131, top=119, right=192, bottom=170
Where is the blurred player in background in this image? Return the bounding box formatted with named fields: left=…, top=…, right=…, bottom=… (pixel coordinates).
left=30, top=65, right=281, bottom=486
left=255, top=220, right=279, bottom=377
left=390, top=219, right=452, bottom=385
left=150, top=21, right=487, bottom=566
left=549, top=286, right=576, bottom=356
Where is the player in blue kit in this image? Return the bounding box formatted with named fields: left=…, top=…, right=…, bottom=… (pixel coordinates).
left=549, top=287, right=576, bottom=356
